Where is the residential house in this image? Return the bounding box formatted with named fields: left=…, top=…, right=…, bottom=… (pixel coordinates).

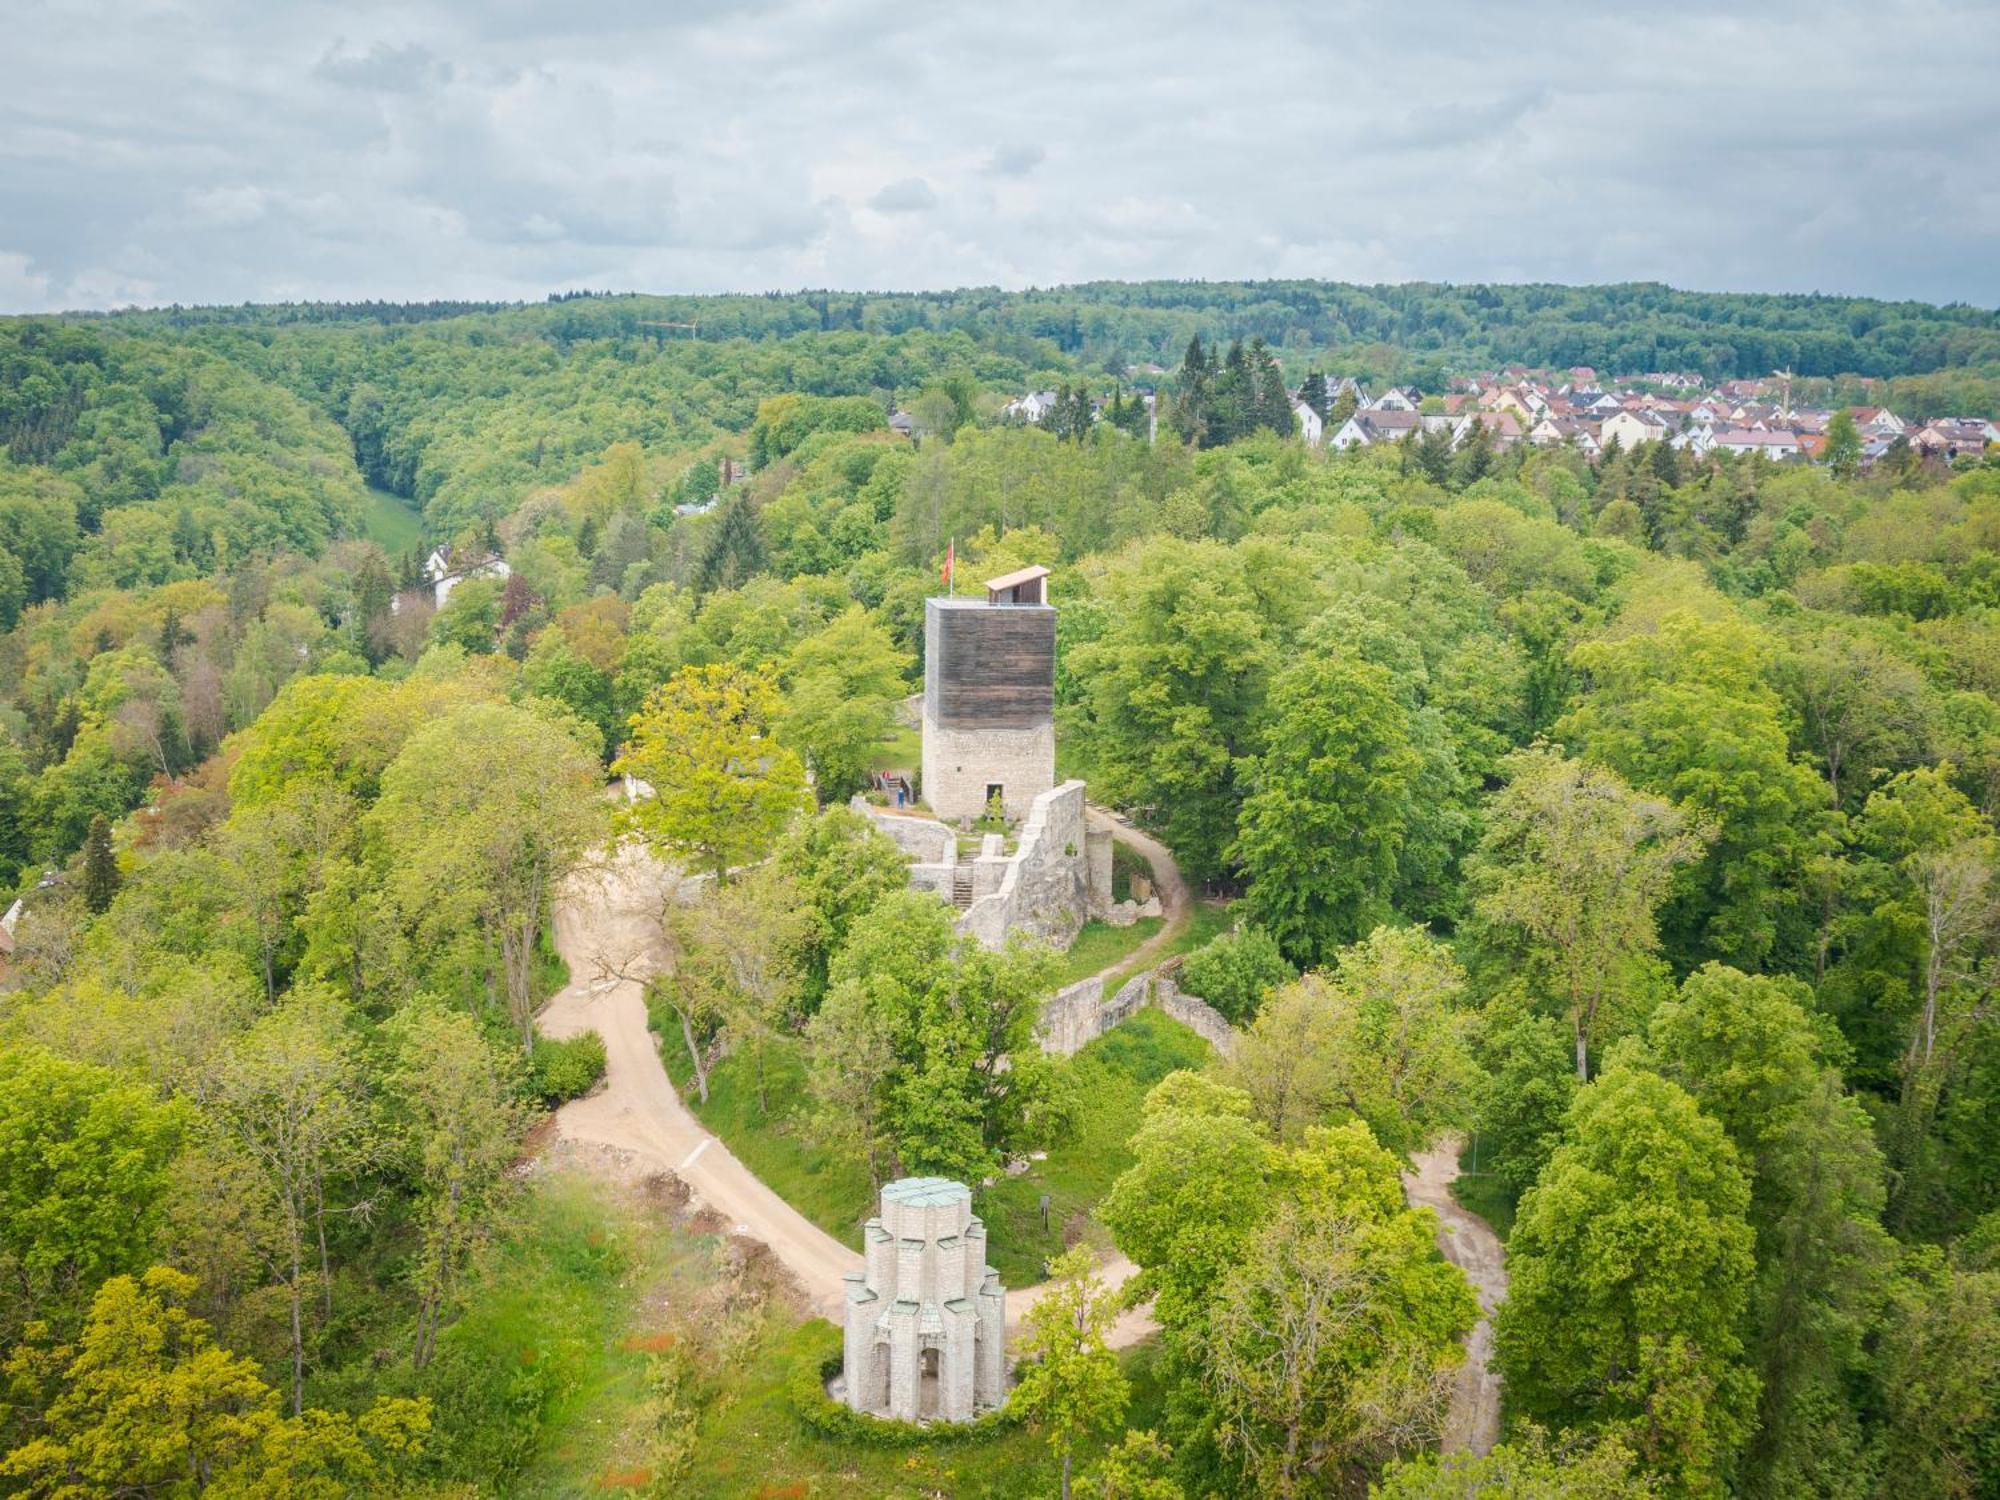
left=1711, top=428, right=1803, bottom=460
left=1369, top=388, right=1419, bottom=412
left=1600, top=410, right=1671, bottom=449
left=1002, top=391, right=1059, bottom=423
left=430, top=549, right=512, bottom=607
left=1453, top=411, right=1523, bottom=449
left=1292, top=400, right=1324, bottom=447
left=1850, top=406, right=1906, bottom=437
left=1329, top=409, right=1421, bottom=449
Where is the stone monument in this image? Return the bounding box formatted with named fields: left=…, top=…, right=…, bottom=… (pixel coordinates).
left=840, top=1176, right=1007, bottom=1422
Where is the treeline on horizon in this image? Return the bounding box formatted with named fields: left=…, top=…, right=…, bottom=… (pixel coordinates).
left=49, top=277, right=2000, bottom=390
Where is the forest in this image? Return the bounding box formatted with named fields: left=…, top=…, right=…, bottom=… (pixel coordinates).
left=0, top=284, right=1996, bottom=1498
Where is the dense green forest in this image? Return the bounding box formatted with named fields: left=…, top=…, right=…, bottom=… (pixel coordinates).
left=0, top=285, right=1997, bottom=1497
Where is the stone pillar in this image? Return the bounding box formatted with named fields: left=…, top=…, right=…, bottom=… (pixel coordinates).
left=975, top=1268, right=1006, bottom=1409
left=1085, top=826, right=1114, bottom=915
left=841, top=1271, right=877, bottom=1413
left=887, top=1301, right=921, bottom=1422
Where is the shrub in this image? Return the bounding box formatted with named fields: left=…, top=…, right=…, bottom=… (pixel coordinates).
left=786, top=1342, right=1021, bottom=1447
left=1178, top=925, right=1294, bottom=1024
left=529, top=1031, right=606, bottom=1104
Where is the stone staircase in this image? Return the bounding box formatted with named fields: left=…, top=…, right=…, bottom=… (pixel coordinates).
left=950, top=866, right=974, bottom=910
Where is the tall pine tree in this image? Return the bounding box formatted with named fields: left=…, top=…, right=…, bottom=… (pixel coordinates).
left=82, top=813, right=120, bottom=914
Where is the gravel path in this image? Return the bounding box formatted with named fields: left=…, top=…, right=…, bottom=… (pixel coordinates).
left=1084, top=805, right=1191, bottom=982
left=539, top=839, right=1157, bottom=1342
left=1401, top=1137, right=1508, bottom=1454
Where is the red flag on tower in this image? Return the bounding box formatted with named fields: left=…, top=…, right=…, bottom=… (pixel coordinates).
left=941, top=539, right=955, bottom=592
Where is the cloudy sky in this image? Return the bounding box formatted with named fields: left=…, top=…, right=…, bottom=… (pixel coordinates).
left=6, top=0, right=1997, bottom=313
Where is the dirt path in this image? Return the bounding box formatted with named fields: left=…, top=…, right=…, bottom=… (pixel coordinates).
left=1085, top=805, right=1191, bottom=982
left=541, top=839, right=1157, bottom=1343
left=1401, top=1137, right=1507, bottom=1455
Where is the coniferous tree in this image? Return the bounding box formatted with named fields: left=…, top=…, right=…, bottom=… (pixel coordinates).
left=1171, top=337, right=1211, bottom=446
left=82, top=813, right=120, bottom=913
left=1457, top=417, right=1495, bottom=486
left=694, top=493, right=767, bottom=595
left=1300, top=370, right=1330, bottom=421
left=1415, top=422, right=1455, bottom=485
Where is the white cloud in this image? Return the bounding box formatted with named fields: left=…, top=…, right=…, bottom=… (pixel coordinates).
left=868, top=178, right=938, bottom=215
left=0, top=0, right=1995, bottom=311
left=0, top=252, right=51, bottom=310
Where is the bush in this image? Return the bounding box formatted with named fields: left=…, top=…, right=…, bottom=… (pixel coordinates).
left=528, top=1031, right=606, bottom=1104
left=1178, top=925, right=1294, bottom=1024
left=785, top=1341, right=1021, bottom=1447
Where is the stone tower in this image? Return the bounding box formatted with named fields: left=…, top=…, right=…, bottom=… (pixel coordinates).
left=921, top=565, right=1056, bottom=823
left=840, top=1177, right=1007, bottom=1423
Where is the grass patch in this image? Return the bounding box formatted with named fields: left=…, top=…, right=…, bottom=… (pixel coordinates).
left=358, top=484, right=423, bottom=554
left=661, top=1032, right=877, bottom=1245
left=680, top=1316, right=1171, bottom=1499
left=1160, top=900, right=1233, bottom=960
left=1052, top=917, right=1163, bottom=987
left=977, top=1009, right=1210, bottom=1286
left=867, top=723, right=922, bottom=774
left=405, top=1172, right=722, bottom=1495
left=1449, top=1147, right=1517, bottom=1243
left=1095, top=900, right=1234, bottom=995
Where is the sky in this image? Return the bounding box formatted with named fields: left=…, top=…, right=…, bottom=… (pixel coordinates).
left=5, top=0, right=1998, bottom=314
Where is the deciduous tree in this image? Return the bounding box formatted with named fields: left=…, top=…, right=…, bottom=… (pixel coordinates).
left=614, top=663, right=809, bottom=882
left=1015, top=1246, right=1130, bottom=1500
left=1468, top=746, right=1706, bottom=1079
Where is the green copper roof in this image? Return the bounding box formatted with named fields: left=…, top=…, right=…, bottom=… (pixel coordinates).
left=882, top=1176, right=971, bottom=1208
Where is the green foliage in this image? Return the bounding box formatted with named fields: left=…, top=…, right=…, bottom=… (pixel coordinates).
left=1065, top=538, right=1281, bottom=880
left=1015, top=1246, right=1132, bottom=1498
left=1496, top=1066, right=1760, bottom=1496
left=0, top=1266, right=429, bottom=1497
left=1373, top=1426, right=1655, bottom=1498
left=1233, top=649, right=1419, bottom=966
left=749, top=393, right=887, bottom=469
left=0, top=1049, right=182, bottom=1322
left=527, top=1032, right=607, bottom=1105
left=614, top=663, right=810, bottom=881
left=1558, top=612, right=1828, bottom=970
left=79, top=812, right=119, bottom=913
left=1176, top=925, right=1294, bottom=1024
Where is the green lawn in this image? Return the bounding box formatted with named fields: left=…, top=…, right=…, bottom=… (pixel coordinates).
left=358, top=484, right=423, bottom=553
left=661, top=1032, right=877, bottom=1245
left=466, top=1171, right=1174, bottom=1498
left=976, top=1009, right=1209, bottom=1285
left=1052, top=917, right=1163, bottom=987
left=656, top=1008, right=1208, bottom=1288
left=867, top=723, right=922, bottom=774
left=680, top=1317, right=1171, bottom=1499
left=1094, top=899, right=1234, bottom=995
left=410, top=1173, right=727, bottom=1497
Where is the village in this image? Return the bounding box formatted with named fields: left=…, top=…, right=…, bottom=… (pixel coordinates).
left=1003, top=366, right=2000, bottom=465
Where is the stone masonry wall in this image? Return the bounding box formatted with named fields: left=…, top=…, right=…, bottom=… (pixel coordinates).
left=1036, top=962, right=1237, bottom=1058
left=957, top=780, right=1089, bottom=949
left=921, top=716, right=1056, bottom=823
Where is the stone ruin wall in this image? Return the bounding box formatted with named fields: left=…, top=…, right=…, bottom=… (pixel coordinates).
left=1035, top=959, right=1237, bottom=1058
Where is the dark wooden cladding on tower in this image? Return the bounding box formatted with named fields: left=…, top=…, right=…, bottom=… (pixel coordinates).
left=926, top=602, right=1055, bottom=730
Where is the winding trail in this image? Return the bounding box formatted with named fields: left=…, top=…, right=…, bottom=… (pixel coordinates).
left=1401, top=1137, right=1508, bottom=1455
left=539, top=839, right=1156, bottom=1343
left=1084, top=805, right=1191, bottom=980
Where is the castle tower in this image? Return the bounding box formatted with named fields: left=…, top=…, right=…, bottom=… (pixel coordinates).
left=921, top=565, right=1055, bottom=822
left=840, top=1177, right=1007, bottom=1423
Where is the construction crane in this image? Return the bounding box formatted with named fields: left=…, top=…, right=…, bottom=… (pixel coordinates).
left=638, top=318, right=699, bottom=340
